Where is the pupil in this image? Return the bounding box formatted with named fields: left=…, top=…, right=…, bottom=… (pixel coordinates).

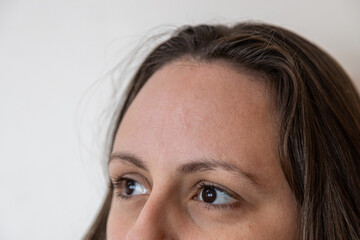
left=125, top=179, right=135, bottom=195
left=202, top=186, right=217, bottom=203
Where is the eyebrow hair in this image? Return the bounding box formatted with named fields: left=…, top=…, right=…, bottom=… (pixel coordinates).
left=178, top=158, right=261, bottom=188
left=109, top=152, right=148, bottom=171
left=109, top=152, right=261, bottom=188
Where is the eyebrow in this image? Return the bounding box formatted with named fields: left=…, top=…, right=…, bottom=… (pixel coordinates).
left=179, top=158, right=261, bottom=188
left=109, top=152, right=261, bottom=188
left=110, top=152, right=148, bottom=170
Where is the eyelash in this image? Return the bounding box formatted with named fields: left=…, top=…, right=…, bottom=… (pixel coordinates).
left=110, top=176, right=240, bottom=210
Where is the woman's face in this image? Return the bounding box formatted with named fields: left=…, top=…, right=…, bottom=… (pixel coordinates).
left=107, top=60, right=299, bottom=240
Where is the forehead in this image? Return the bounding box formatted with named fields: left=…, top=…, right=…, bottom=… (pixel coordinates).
left=125, top=60, right=272, bottom=126
left=114, top=60, right=278, bottom=180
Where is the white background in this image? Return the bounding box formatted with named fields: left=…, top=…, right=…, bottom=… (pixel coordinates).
left=0, top=0, right=359, bottom=239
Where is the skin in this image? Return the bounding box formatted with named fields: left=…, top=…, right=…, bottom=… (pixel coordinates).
left=107, top=60, right=299, bottom=240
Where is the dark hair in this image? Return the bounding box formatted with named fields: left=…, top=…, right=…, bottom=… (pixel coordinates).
left=84, top=22, right=360, bottom=240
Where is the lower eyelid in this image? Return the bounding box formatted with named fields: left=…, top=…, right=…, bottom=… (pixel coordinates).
left=201, top=200, right=242, bottom=211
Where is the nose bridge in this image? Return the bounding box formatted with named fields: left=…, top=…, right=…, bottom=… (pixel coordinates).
left=125, top=190, right=178, bottom=240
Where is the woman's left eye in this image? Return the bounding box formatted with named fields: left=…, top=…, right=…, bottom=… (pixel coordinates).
left=197, top=183, right=237, bottom=205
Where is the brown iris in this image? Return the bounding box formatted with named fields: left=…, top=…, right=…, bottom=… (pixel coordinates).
left=202, top=186, right=217, bottom=203
left=125, top=179, right=136, bottom=195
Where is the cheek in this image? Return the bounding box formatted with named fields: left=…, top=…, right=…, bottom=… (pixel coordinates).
left=106, top=199, right=140, bottom=240
left=106, top=210, right=128, bottom=240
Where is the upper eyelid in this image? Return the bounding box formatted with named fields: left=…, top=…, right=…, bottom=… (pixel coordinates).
left=111, top=177, right=131, bottom=186
left=109, top=152, right=261, bottom=190
left=110, top=173, right=151, bottom=190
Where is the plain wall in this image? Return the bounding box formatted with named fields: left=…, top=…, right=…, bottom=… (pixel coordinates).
left=0, top=0, right=359, bottom=239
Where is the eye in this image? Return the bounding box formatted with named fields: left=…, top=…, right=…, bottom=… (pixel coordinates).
left=113, top=177, right=148, bottom=199
left=196, top=183, right=238, bottom=206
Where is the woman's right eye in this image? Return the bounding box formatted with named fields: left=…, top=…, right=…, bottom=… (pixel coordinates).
left=113, top=178, right=148, bottom=199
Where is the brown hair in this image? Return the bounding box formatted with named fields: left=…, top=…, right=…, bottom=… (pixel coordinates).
left=84, top=22, right=360, bottom=240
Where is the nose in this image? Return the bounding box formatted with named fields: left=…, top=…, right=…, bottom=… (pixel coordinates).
left=125, top=194, right=179, bottom=240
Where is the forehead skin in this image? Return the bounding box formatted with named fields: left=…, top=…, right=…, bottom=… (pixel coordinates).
left=109, top=59, right=298, bottom=239
left=116, top=60, right=278, bottom=184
